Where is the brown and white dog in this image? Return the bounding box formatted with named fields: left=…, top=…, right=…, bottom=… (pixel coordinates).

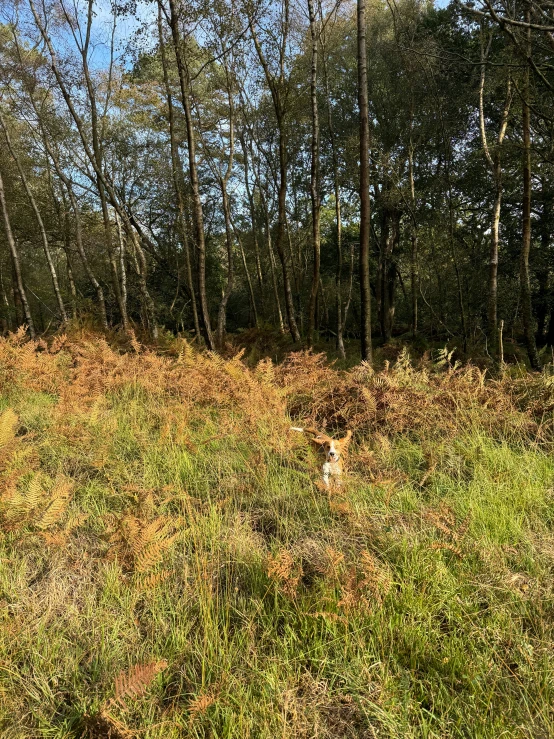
left=291, top=426, right=352, bottom=486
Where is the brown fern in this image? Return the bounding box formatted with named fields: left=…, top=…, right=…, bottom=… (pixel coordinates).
left=133, top=570, right=171, bottom=592
left=430, top=542, right=463, bottom=558
left=113, top=660, right=168, bottom=708
left=188, top=692, right=216, bottom=718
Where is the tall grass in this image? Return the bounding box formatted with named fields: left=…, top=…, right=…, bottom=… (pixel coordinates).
left=0, top=329, right=553, bottom=738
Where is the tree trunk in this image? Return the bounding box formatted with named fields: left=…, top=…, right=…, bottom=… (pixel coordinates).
left=158, top=5, right=201, bottom=342
left=64, top=180, right=108, bottom=329
left=62, top=203, right=78, bottom=319
left=488, top=160, right=502, bottom=355
left=275, top=125, right=301, bottom=342
left=166, top=0, right=214, bottom=349
left=408, top=124, right=418, bottom=337
left=35, top=111, right=108, bottom=328
left=263, top=194, right=285, bottom=334
left=126, top=222, right=158, bottom=340
left=78, top=0, right=129, bottom=331
left=546, top=305, right=554, bottom=348
left=0, top=114, right=68, bottom=324
left=321, top=27, right=345, bottom=358
left=479, top=33, right=512, bottom=360
left=357, top=0, right=372, bottom=361
left=255, top=166, right=285, bottom=334
left=307, top=0, right=320, bottom=344
left=0, top=167, right=35, bottom=337
left=536, top=183, right=552, bottom=346
left=233, top=222, right=258, bottom=328
left=115, top=212, right=129, bottom=328
left=240, top=135, right=264, bottom=312
left=0, top=261, right=12, bottom=332
left=520, top=12, right=540, bottom=370
left=383, top=211, right=399, bottom=341
left=214, top=54, right=236, bottom=348
left=216, top=185, right=235, bottom=346
left=250, top=18, right=301, bottom=343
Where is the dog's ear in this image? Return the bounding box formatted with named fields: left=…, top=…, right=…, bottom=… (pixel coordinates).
left=338, top=430, right=352, bottom=448
left=304, top=427, right=327, bottom=445
left=310, top=434, right=327, bottom=447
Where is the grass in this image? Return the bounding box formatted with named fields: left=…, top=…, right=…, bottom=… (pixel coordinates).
left=1, top=328, right=554, bottom=738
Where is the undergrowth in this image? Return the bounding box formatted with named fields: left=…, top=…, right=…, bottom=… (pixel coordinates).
left=1, top=327, right=553, bottom=738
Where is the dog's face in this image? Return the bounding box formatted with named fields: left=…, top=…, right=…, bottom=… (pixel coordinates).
left=323, top=438, right=340, bottom=463
left=313, top=431, right=352, bottom=463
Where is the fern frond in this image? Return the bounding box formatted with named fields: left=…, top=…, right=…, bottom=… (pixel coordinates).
left=134, top=569, right=171, bottom=591
left=120, top=515, right=141, bottom=554
left=188, top=693, right=216, bottom=717
left=114, top=660, right=168, bottom=707
left=140, top=516, right=170, bottom=545
left=135, top=534, right=177, bottom=572
left=38, top=479, right=73, bottom=529
left=40, top=531, right=69, bottom=547
left=430, top=541, right=463, bottom=558
left=24, top=474, right=44, bottom=511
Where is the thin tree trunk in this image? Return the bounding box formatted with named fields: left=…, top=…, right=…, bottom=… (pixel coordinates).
left=166, top=0, right=214, bottom=349
left=125, top=221, right=158, bottom=340
left=408, top=117, right=418, bottom=337
left=276, top=126, right=301, bottom=342
left=321, top=27, right=345, bottom=358
left=240, top=135, right=264, bottom=311
left=0, top=261, right=12, bottom=332
left=0, top=167, right=35, bottom=337
left=33, top=109, right=108, bottom=328
left=547, top=305, right=554, bottom=347
left=115, top=212, right=129, bottom=328
left=214, top=54, right=236, bottom=348
left=78, top=0, right=129, bottom=331
left=357, top=0, right=372, bottom=361
left=0, top=114, right=67, bottom=323
left=307, top=0, right=320, bottom=344
left=62, top=180, right=108, bottom=329
left=536, top=181, right=552, bottom=345
left=521, top=11, right=540, bottom=369
left=217, top=186, right=235, bottom=346
left=158, top=4, right=201, bottom=342
left=255, top=167, right=285, bottom=334
left=479, top=29, right=512, bottom=359
left=250, top=17, right=301, bottom=342
left=62, top=200, right=78, bottom=319
left=66, top=254, right=78, bottom=320
left=233, top=222, right=258, bottom=327
left=264, top=203, right=285, bottom=334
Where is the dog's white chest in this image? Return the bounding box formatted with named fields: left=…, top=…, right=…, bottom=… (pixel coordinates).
left=322, top=461, right=341, bottom=485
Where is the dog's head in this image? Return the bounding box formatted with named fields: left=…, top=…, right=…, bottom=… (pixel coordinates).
left=309, top=429, right=352, bottom=463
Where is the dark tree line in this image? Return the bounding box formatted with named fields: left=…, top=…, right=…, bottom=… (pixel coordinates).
left=0, top=0, right=554, bottom=366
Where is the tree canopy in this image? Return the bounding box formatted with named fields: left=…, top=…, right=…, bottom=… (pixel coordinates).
left=1, top=0, right=554, bottom=364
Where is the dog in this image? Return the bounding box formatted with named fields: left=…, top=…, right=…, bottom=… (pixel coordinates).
left=291, top=426, right=352, bottom=486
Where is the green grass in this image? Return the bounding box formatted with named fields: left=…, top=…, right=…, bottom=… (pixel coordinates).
left=1, top=337, right=554, bottom=738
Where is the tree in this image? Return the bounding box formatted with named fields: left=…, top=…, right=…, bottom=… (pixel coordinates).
left=358, top=0, right=372, bottom=361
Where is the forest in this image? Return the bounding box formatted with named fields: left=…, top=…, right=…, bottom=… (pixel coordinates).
left=1, top=0, right=554, bottom=365
left=3, top=2, right=554, bottom=736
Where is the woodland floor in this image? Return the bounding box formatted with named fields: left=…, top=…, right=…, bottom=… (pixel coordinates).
left=1, top=326, right=554, bottom=738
